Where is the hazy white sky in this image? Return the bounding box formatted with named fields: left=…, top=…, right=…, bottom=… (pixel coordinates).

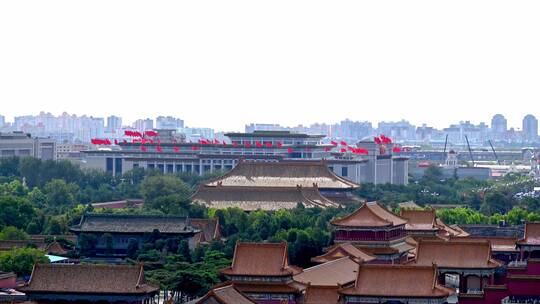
left=1, top=0, right=539, bottom=131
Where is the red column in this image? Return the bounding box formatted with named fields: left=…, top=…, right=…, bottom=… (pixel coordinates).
left=459, top=275, right=466, bottom=293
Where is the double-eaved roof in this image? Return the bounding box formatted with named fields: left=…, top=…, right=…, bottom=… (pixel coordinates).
left=413, top=239, right=502, bottom=269
left=20, top=264, right=158, bottom=295
left=340, top=264, right=453, bottom=299
left=205, top=160, right=359, bottom=190
left=221, top=242, right=299, bottom=277
left=69, top=213, right=197, bottom=235
left=192, top=186, right=339, bottom=211
left=331, top=202, right=407, bottom=228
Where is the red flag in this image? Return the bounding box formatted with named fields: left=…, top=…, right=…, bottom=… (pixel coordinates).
left=155, top=146, right=163, bottom=152
left=381, top=135, right=392, bottom=144
left=324, top=147, right=332, bottom=152
left=392, top=146, right=402, bottom=153
left=133, top=131, right=142, bottom=137
left=123, top=140, right=128, bottom=144
left=347, top=146, right=354, bottom=152
left=191, top=146, right=199, bottom=151
left=255, top=141, right=263, bottom=148
left=124, top=130, right=133, bottom=136
left=340, top=141, right=347, bottom=146
left=287, top=147, right=294, bottom=153
left=174, top=147, right=180, bottom=153
left=330, top=141, right=338, bottom=146
left=374, top=137, right=382, bottom=144
left=340, top=148, right=347, bottom=153
left=244, top=142, right=252, bottom=148
left=265, top=142, right=272, bottom=148
left=232, top=142, right=238, bottom=147
left=357, top=148, right=369, bottom=155
left=145, top=130, right=158, bottom=137
left=104, top=139, right=112, bottom=145
left=277, top=141, right=283, bottom=148
left=140, top=146, right=147, bottom=152
left=114, top=139, right=119, bottom=145
left=214, top=139, right=220, bottom=144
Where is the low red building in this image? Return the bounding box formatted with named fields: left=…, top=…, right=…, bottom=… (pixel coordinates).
left=410, top=239, right=502, bottom=295
left=19, top=264, right=158, bottom=303
left=339, top=264, right=454, bottom=304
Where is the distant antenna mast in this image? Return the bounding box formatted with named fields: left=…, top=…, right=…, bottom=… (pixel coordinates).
left=465, top=135, right=475, bottom=167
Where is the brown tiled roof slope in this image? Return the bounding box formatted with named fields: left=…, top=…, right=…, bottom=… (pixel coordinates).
left=311, top=243, right=375, bottom=264
left=195, top=284, right=256, bottom=304
left=400, top=209, right=438, bottom=231
left=294, top=257, right=359, bottom=287
left=517, top=222, right=540, bottom=246
left=304, top=285, right=340, bottom=304
left=331, top=202, right=407, bottom=227
left=221, top=242, right=299, bottom=277
left=205, top=160, right=359, bottom=189
left=20, top=264, right=158, bottom=294
left=413, top=239, right=502, bottom=269
left=340, top=264, right=454, bottom=298
left=192, top=186, right=339, bottom=211
left=69, top=214, right=196, bottom=234
left=190, top=218, right=221, bottom=244
left=450, top=236, right=518, bottom=252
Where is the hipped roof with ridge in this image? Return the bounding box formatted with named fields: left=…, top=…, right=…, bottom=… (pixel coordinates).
left=413, top=239, right=502, bottom=269
left=221, top=242, right=298, bottom=277
left=192, top=186, right=339, bottom=211
left=340, top=264, right=453, bottom=298
left=205, top=160, right=359, bottom=189
left=331, top=202, right=407, bottom=228
left=20, top=264, right=158, bottom=295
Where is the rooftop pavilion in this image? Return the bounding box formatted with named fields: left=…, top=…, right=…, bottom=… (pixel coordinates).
left=330, top=202, right=412, bottom=263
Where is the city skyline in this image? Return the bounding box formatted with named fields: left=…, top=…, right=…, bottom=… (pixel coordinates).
left=2, top=1, right=540, bottom=132
left=0, top=110, right=538, bottom=133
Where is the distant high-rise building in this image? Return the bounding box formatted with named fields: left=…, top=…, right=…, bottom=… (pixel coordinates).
left=156, top=116, right=184, bottom=130
left=106, top=116, right=122, bottom=133
left=491, top=114, right=507, bottom=134
left=133, top=118, right=154, bottom=131
left=338, top=119, right=372, bottom=141
left=377, top=120, right=416, bottom=141
left=0, top=115, right=5, bottom=128
left=523, top=114, right=538, bottom=142
left=245, top=123, right=284, bottom=133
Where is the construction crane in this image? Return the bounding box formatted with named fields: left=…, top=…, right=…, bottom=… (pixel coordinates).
left=488, top=140, right=501, bottom=165
left=464, top=135, right=475, bottom=167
